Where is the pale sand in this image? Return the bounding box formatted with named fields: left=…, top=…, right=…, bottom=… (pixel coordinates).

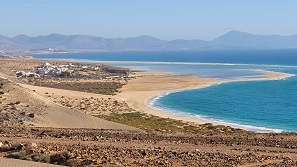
left=0, top=73, right=137, bottom=130
left=116, top=70, right=294, bottom=126
left=17, top=83, right=137, bottom=130
left=16, top=69, right=294, bottom=130
left=117, top=72, right=218, bottom=124
left=0, top=157, right=64, bottom=167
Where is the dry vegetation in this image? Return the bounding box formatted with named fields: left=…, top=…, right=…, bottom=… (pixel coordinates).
left=0, top=78, right=45, bottom=126
left=97, top=112, right=245, bottom=133
left=0, top=58, right=130, bottom=95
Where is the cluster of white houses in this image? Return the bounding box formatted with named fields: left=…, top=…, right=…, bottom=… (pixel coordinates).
left=15, top=62, right=107, bottom=79
left=15, top=62, right=131, bottom=80
left=16, top=71, right=39, bottom=78
left=37, top=62, right=69, bottom=75
left=16, top=62, right=73, bottom=78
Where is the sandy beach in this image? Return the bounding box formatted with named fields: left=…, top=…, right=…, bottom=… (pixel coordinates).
left=115, top=70, right=294, bottom=130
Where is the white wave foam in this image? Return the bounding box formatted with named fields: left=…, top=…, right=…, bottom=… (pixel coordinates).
left=276, top=74, right=296, bottom=80
left=36, top=58, right=297, bottom=69
left=148, top=92, right=178, bottom=106
left=147, top=71, right=295, bottom=133
left=150, top=104, right=285, bottom=133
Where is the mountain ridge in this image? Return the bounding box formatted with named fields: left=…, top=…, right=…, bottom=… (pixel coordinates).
left=1, top=31, right=297, bottom=51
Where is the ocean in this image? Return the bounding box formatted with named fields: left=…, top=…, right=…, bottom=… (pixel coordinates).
left=32, top=49, right=297, bottom=133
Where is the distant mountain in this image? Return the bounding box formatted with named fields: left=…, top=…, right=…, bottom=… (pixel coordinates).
left=1, top=30, right=297, bottom=51
left=212, top=30, right=297, bottom=49
left=0, top=34, right=26, bottom=50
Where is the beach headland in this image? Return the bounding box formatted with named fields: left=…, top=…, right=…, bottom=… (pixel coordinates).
left=117, top=72, right=218, bottom=124
left=116, top=70, right=294, bottom=132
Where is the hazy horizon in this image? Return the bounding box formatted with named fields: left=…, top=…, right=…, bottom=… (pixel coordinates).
left=1, top=0, right=297, bottom=40
left=1, top=30, right=297, bottom=41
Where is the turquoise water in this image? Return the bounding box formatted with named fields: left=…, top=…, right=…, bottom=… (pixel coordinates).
left=32, top=50, right=297, bottom=132
left=151, top=76, right=297, bottom=133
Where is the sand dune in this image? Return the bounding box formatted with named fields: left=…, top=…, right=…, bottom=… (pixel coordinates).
left=31, top=103, right=137, bottom=130
left=23, top=85, right=137, bottom=130
left=0, top=75, right=138, bottom=131
left=0, top=157, right=64, bottom=167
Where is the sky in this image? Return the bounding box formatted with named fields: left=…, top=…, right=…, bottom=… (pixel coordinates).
left=1, top=0, right=297, bottom=40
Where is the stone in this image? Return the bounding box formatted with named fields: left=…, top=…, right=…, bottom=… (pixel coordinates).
left=31, top=142, right=37, bottom=147
left=80, top=103, right=86, bottom=109
left=28, top=113, right=35, bottom=118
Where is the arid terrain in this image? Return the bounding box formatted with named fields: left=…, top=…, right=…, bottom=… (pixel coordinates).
left=0, top=57, right=297, bottom=166
left=1, top=126, right=297, bottom=166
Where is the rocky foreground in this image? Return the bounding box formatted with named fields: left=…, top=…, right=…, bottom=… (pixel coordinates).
left=0, top=127, right=297, bottom=166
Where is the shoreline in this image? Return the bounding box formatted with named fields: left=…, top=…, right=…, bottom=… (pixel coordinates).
left=2, top=57, right=295, bottom=133
left=121, top=70, right=294, bottom=133
left=30, top=57, right=297, bottom=68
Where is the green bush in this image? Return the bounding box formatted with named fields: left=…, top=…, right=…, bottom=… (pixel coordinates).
left=50, top=152, right=71, bottom=165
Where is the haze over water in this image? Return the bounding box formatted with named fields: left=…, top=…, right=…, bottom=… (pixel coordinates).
left=33, top=49, right=297, bottom=132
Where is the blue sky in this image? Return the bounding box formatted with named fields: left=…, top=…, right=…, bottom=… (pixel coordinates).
left=1, top=0, right=297, bottom=40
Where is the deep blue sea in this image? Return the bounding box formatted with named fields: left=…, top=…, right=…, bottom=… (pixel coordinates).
left=32, top=49, right=297, bottom=133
